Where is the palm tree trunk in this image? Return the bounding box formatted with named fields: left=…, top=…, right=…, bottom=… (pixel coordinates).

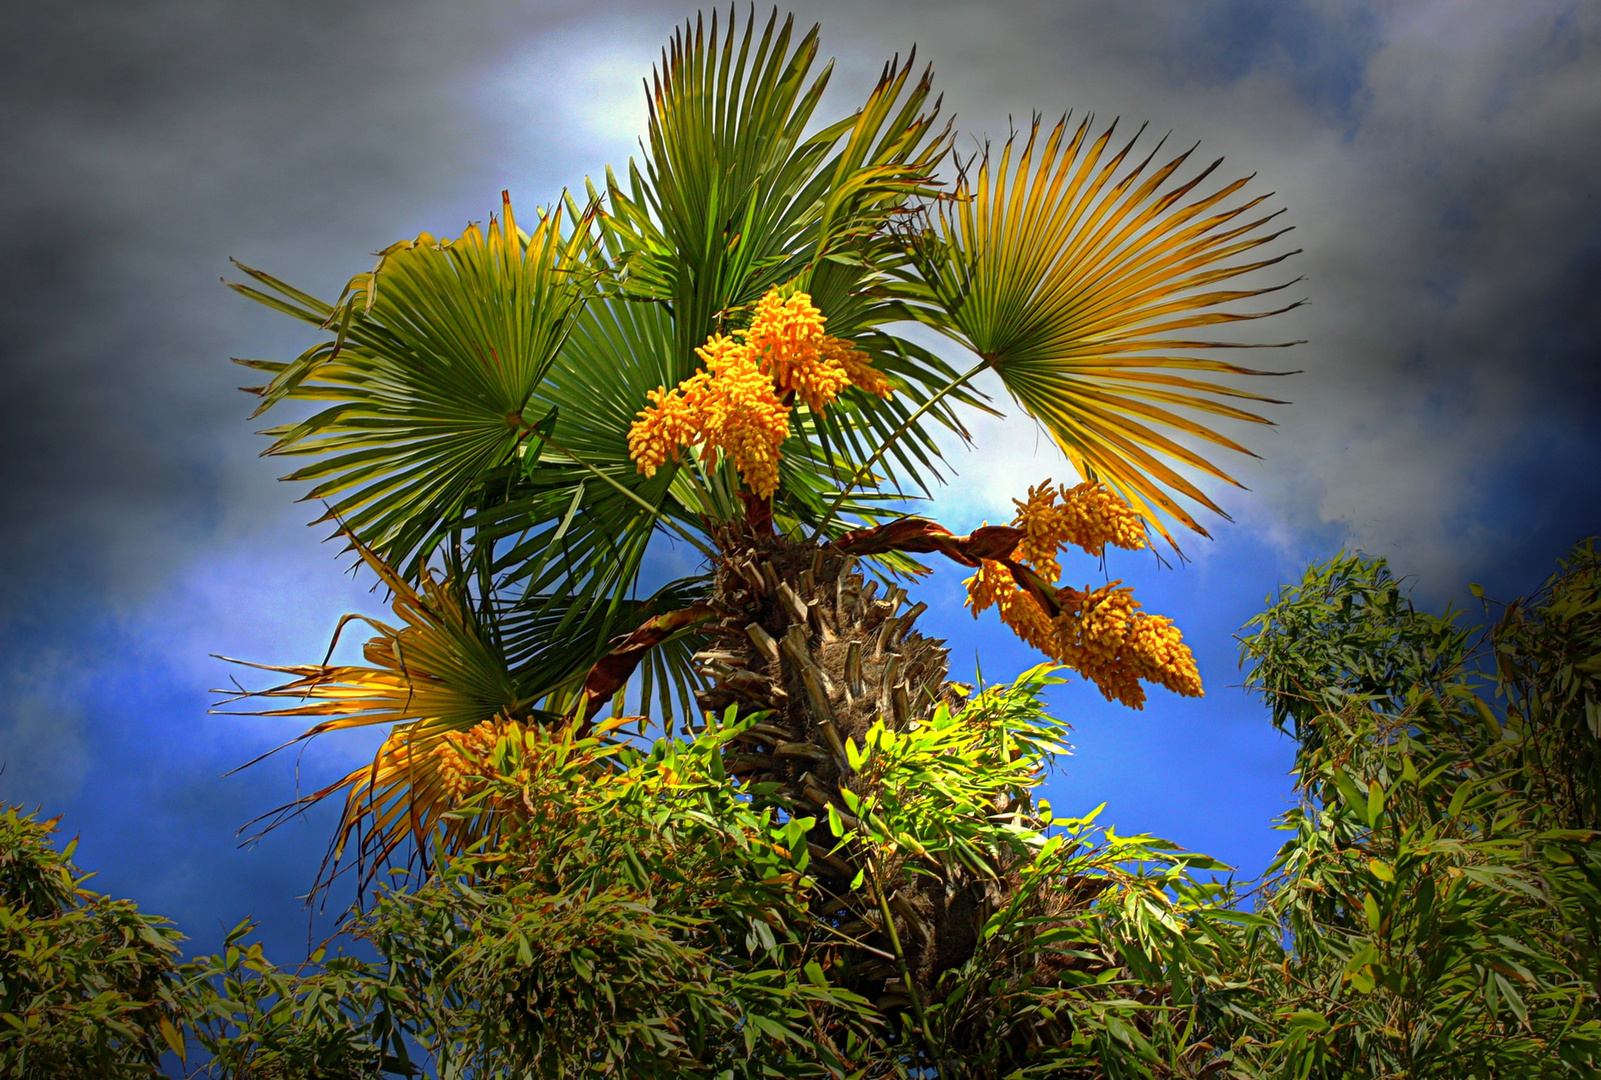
left=694, top=535, right=989, bottom=1010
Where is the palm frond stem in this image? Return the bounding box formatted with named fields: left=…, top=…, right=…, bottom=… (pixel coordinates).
left=810, top=356, right=989, bottom=542
left=539, top=433, right=716, bottom=558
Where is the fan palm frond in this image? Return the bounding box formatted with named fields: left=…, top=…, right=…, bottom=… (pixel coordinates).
left=914, top=115, right=1302, bottom=545
left=214, top=541, right=535, bottom=881
left=600, top=8, right=977, bottom=507
left=214, top=539, right=702, bottom=884
left=229, top=194, right=599, bottom=577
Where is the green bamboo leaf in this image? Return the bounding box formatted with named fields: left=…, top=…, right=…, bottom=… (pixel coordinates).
left=1366, top=779, right=1386, bottom=829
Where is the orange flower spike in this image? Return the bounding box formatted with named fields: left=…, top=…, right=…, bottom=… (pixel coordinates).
left=740, top=289, right=847, bottom=412
left=1052, top=583, right=1130, bottom=675
left=739, top=290, right=820, bottom=369
left=695, top=331, right=751, bottom=375
left=696, top=333, right=791, bottom=497
left=1059, top=481, right=1147, bottom=556
left=626, top=333, right=791, bottom=494
left=629, top=288, right=890, bottom=496
left=1001, top=591, right=1058, bottom=655
left=1127, top=614, right=1203, bottom=698
left=968, top=521, right=1201, bottom=708
left=628, top=374, right=710, bottom=477
left=739, top=287, right=890, bottom=410
left=433, top=741, right=474, bottom=801
left=1011, top=482, right=1069, bottom=584
left=963, top=559, right=1056, bottom=653
left=1048, top=583, right=1203, bottom=707
left=963, top=558, right=1014, bottom=617
left=716, top=416, right=784, bottom=496
left=1009, top=479, right=1147, bottom=581
left=431, top=719, right=507, bottom=801
left=828, top=338, right=894, bottom=399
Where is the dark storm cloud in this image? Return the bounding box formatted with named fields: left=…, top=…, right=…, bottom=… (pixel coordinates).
left=1116, top=0, right=1383, bottom=125
left=0, top=0, right=523, bottom=616
left=1266, top=0, right=1601, bottom=594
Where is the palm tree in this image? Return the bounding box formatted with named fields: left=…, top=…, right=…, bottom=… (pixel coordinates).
left=218, top=6, right=1297, bottom=1030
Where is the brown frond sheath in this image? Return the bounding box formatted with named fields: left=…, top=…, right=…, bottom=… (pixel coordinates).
left=834, top=518, right=1064, bottom=615
left=835, top=518, right=1022, bottom=565
left=572, top=605, right=717, bottom=731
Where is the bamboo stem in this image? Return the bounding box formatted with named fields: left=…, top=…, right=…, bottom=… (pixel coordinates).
left=870, top=862, right=946, bottom=1080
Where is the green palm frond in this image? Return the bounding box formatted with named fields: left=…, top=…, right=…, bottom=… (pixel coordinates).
left=469, top=296, right=695, bottom=586
left=603, top=7, right=834, bottom=356
left=599, top=9, right=974, bottom=505
left=230, top=194, right=599, bottom=576
left=913, top=114, right=1302, bottom=545
left=214, top=542, right=538, bottom=878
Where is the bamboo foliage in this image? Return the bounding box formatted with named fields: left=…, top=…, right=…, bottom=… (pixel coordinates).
left=19, top=552, right=1601, bottom=1076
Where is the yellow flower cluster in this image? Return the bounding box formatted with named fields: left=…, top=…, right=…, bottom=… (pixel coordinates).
left=627, top=334, right=791, bottom=496
left=966, top=559, right=1056, bottom=652
left=1012, top=480, right=1147, bottom=580
left=627, top=386, right=700, bottom=477
left=735, top=289, right=893, bottom=411
left=431, top=719, right=510, bottom=801
left=965, top=567, right=1202, bottom=708
left=737, top=289, right=850, bottom=413
left=1054, top=583, right=1203, bottom=708
left=627, top=288, right=892, bottom=496
left=834, top=344, right=893, bottom=399
left=962, top=478, right=1195, bottom=708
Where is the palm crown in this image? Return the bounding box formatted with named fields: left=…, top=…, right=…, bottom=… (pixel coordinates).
left=220, top=9, right=1298, bottom=881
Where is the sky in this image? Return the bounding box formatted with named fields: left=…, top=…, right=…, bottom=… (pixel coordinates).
left=1, top=0, right=1598, bottom=961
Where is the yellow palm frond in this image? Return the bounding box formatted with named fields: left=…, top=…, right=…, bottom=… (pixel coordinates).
left=918, top=115, right=1302, bottom=546
left=215, top=542, right=547, bottom=884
